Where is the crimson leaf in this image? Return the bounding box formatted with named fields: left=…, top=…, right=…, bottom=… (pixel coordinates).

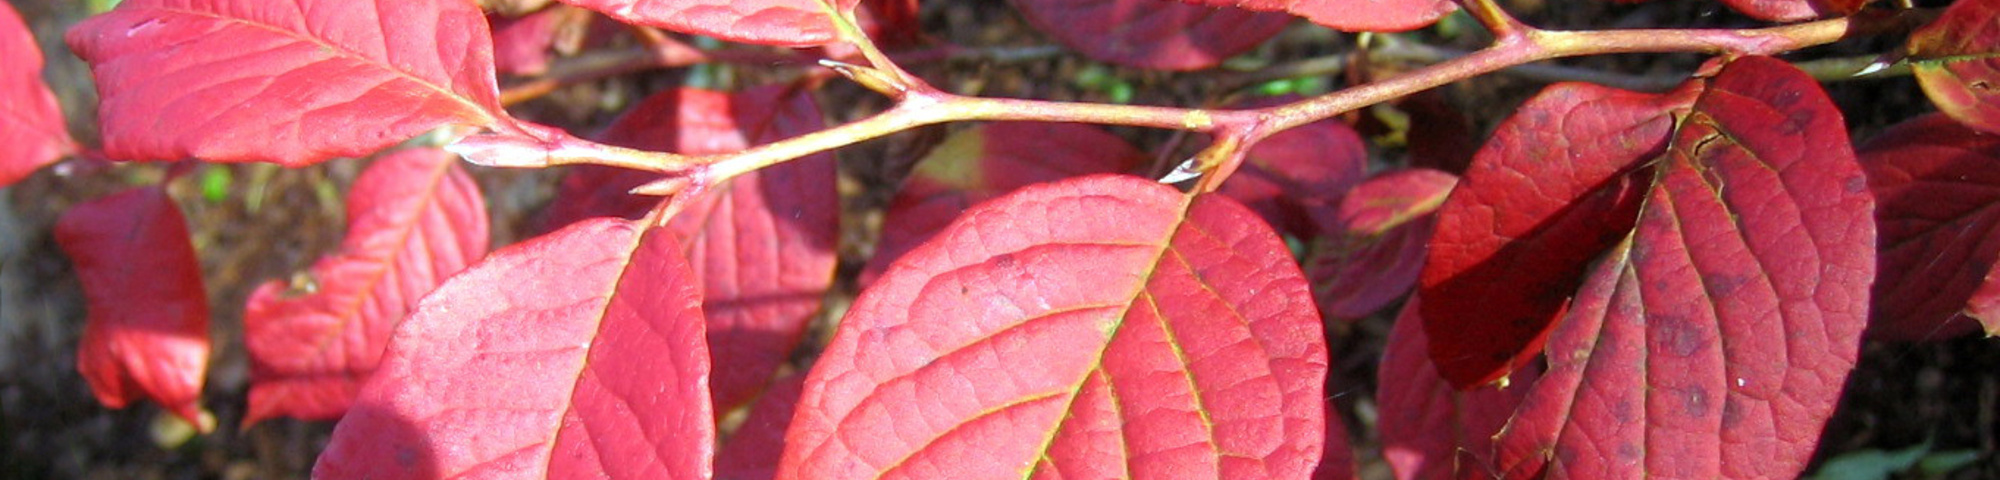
left=242, top=148, right=489, bottom=427
left=1182, top=0, right=1454, bottom=32
left=547, top=86, right=839, bottom=411
left=1376, top=299, right=1536, bottom=480
left=780, top=174, right=1330, bottom=479
left=550, top=0, right=858, bottom=46
left=1908, top=0, right=2000, bottom=135
left=66, top=0, right=515, bottom=166
left=1307, top=168, right=1455, bottom=320
left=0, top=1, right=73, bottom=186
left=861, top=122, right=1147, bottom=287
left=1862, top=113, right=2000, bottom=340
left=56, top=186, right=211, bottom=429
left=316, top=218, right=713, bottom=479
left=1420, top=81, right=1700, bottom=388
left=1490, top=56, right=1872, bottom=479
left=1217, top=105, right=1369, bottom=241
left=1009, top=0, right=1291, bottom=70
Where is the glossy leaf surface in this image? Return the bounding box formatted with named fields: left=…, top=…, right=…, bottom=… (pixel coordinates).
left=56, top=186, right=210, bottom=428
left=316, top=219, right=713, bottom=479
left=0, top=2, right=73, bottom=186
left=557, top=86, right=838, bottom=412
left=1909, top=0, right=2000, bottom=135
left=781, top=174, right=1330, bottom=480
left=1420, top=82, right=1698, bottom=388
left=1307, top=168, right=1455, bottom=320
left=242, top=148, right=489, bottom=426
left=1377, top=299, right=1535, bottom=480
left=66, top=0, right=513, bottom=166
left=1217, top=105, right=1369, bottom=240
left=1010, top=0, right=1291, bottom=70
left=551, top=0, right=855, bottom=46
left=1184, top=0, right=1453, bottom=32
left=1491, top=56, right=1873, bottom=479
left=861, top=122, right=1146, bottom=286
left=1862, top=113, right=2000, bottom=340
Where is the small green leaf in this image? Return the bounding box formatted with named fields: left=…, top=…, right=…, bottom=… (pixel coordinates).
left=199, top=166, right=232, bottom=204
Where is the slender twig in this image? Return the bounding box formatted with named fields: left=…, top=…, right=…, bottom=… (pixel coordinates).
left=484, top=6, right=1933, bottom=196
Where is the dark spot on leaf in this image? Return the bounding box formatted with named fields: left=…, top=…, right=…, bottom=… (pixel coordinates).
left=395, top=445, right=420, bottom=466
left=1702, top=273, right=1751, bottom=298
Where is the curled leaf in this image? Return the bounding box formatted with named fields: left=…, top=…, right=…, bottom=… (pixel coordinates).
left=1908, top=0, right=2000, bottom=135
left=1420, top=81, right=1699, bottom=388
left=1308, top=168, right=1456, bottom=320
left=57, top=186, right=210, bottom=429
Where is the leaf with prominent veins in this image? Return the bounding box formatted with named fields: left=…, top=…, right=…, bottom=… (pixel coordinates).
left=316, top=219, right=714, bottom=479
left=1491, top=56, right=1872, bottom=480
left=780, top=174, right=1330, bottom=480
left=67, top=0, right=515, bottom=166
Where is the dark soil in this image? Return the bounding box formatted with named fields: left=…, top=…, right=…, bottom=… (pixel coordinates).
left=3, top=0, right=1994, bottom=478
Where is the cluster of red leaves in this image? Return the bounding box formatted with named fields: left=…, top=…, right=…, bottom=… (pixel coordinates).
left=2, top=0, right=1998, bottom=478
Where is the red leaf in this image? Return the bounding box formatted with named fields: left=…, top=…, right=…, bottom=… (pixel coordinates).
left=491, top=9, right=562, bottom=76
left=66, top=0, right=514, bottom=166
left=1377, top=299, right=1536, bottom=480
left=1307, top=168, right=1455, bottom=320
left=0, top=2, right=73, bottom=186
left=241, top=148, right=489, bottom=427
left=1908, top=0, right=2000, bottom=135
left=315, top=218, right=713, bottom=479
left=779, top=174, right=1330, bottom=479
left=861, top=122, right=1147, bottom=287
left=1010, top=0, right=1291, bottom=70
left=1715, top=0, right=1866, bottom=22
left=716, top=373, right=807, bottom=480
left=1861, top=113, right=2000, bottom=340
left=1491, top=56, right=1872, bottom=479
left=545, top=86, right=838, bottom=411
left=1419, top=81, right=1699, bottom=388
left=550, top=0, right=856, bottom=46
left=1313, top=402, right=1357, bottom=480
left=1218, top=106, right=1370, bottom=240
left=56, top=186, right=210, bottom=429
left=1182, top=0, right=1454, bottom=32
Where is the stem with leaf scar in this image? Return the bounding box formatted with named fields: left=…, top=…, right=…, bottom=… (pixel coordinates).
left=478, top=2, right=1933, bottom=201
